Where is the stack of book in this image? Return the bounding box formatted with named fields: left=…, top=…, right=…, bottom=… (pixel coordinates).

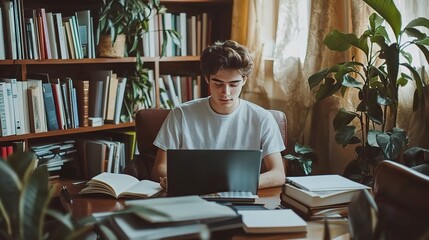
left=280, top=174, right=370, bottom=220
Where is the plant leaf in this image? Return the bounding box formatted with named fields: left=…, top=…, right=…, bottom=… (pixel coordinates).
left=294, top=143, right=313, bottom=155
left=342, top=75, right=363, bottom=89
left=324, top=29, right=368, bottom=54
left=401, top=63, right=424, bottom=99
left=333, top=108, right=358, bottom=131
left=364, top=0, right=402, bottom=39
left=7, top=152, right=36, bottom=183
left=0, top=160, right=21, bottom=237
left=404, top=17, right=429, bottom=30
left=20, top=165, right=50, bottom=240
left=335, top=126, right=357, bottom=147
left=376, top=128, right=407, bottom=160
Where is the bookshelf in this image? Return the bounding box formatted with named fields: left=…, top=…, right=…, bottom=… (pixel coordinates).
left=0, top=0, right=233, bottom=153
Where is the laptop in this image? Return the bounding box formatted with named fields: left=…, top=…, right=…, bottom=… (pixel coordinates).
left=167, top=149, right=262, bottom=202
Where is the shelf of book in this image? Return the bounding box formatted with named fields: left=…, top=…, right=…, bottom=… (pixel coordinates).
left=0, top=0, right=232, bottom=178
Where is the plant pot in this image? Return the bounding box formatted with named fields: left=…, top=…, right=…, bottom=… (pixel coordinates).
left=97, top=34, right=126, bottom=58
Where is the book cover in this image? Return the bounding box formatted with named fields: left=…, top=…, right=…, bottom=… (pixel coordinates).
left=0, top=78, right=21, bottom=134
left=286, top=174, right=370, bottom=192
left=0, top=83, right=10, bottom=136
left=0, top=9, right=5, bottom=59
left=16, top=81, right=30, bottom=134
left=238, top=209, right=307, bottom=233
left=27, top=84, right=44, bottom=133
left=75, top=10, right=91, bottom=58
left=280, top=193, right=349, bottom=220
left=82, top=140, right=107, bottom=179
left=74, top=80, right=89, bottom=127
left=113, top=77, right=127, bottom=124
left=53, top=12, right=67, bottom=59
left=282, top=182, right=364, bottom=207
left=45, top=12, right=58, bottom=59
left=90, top=70, right=112, bottom=120
left=42, top=82, right=59, bottom=131
left=126, top=195, right=238, bottom=223
left=104, top=73, right=118, bottom=122
left=79, top=172, right=162, bottom=199
left=35, top=8, right=52, bottom=59
left=51, top=80, right=66, bottom=129
left=1, top=1, right=17, bottom=59
left=88, top=79, right=103, bottom=118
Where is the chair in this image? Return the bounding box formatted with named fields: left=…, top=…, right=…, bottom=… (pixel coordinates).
left=124, top=108, right=288, bottom=180
left=372, top=160, right=429, bottom=240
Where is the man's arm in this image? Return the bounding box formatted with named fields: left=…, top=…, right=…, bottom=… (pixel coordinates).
left=151, top=148, right=167, bottom=181
left=258, top=152, right=286, bottom=189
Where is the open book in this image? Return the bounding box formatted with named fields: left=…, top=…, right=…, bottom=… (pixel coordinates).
left=79, top=172, right=163, bottom=198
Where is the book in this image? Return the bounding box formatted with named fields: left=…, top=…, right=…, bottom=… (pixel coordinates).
left=282, top=182, right=368, bottom=208
left=74, top=80, right=89, bottom=127
left=79, top=172, right=163, bottom=199
left=112, top=77, right=127, bottom=124
left=286, top=174, right=370, bottom=192
left=110, top=214, right=211, bottom=240
left=100, top=211, right=242, bottom=240
left=42, top=82, right=59, bottom=131
left=280, top=193, right=349, bottom=220
left=1, top=1, right=17, bottom=59
left=0, top=9, right=5, bottom=60
left=126, top=195, right=238, bottom=223
left=238, top=209, right=307, bottom=234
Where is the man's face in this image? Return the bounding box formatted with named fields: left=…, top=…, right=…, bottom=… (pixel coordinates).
left=207, top=69, right=246, bottom=114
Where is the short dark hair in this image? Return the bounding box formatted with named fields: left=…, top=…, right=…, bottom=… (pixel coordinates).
left=200, top=40, right=254, bottom=80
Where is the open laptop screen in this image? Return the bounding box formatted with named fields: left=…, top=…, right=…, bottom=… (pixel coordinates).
left=167, top=149, right=262, bottom=197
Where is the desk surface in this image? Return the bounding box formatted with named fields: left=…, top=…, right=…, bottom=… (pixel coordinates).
left=57, top=179, right=349, bottom=240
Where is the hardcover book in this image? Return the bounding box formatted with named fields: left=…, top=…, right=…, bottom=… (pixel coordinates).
left=283, top=175, right=370, bottom=207
left=280, top=193, right=349, bottom=220
left=238, top=209, right=307, bottom=234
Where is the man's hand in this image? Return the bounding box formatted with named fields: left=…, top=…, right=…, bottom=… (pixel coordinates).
left=160, top=177, right=168, bottom=192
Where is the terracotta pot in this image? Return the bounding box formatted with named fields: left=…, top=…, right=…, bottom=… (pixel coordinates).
left=97, top=34, right=126, bottom=58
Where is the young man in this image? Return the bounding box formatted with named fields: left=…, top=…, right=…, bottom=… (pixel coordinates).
left=151, top=40, right=286, bottom=189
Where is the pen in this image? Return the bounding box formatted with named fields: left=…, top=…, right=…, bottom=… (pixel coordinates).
left=62, top=186, right=73, bottom=204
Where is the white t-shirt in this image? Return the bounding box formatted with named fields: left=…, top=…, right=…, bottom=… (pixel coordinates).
left=153, top=97, right=285, bottom=158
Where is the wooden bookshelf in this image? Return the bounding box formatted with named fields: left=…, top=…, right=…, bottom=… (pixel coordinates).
left=0, top=0, right=232, bottom=151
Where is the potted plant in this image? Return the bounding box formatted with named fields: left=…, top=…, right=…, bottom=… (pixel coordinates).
left=0, top=152, right=93, bottom=239
left=308, top=0, right=429, bottom=184
left=97, top=0, right=165, bottom=57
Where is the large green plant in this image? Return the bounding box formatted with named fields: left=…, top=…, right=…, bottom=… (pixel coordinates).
left=0, top=152, right=91, bottom=239
left=308, top=0, right=429, bottom=183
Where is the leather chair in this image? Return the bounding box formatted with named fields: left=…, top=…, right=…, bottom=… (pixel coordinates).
left=124, top=108, right=288, bottom=180
left=372, top=160, right=429, bottom=240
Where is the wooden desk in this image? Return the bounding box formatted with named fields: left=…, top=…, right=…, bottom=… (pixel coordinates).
left=57, top=179, right=349, bottom=240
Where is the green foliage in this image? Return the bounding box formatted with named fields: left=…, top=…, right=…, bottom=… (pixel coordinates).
left=308, top=0, right=429, bottom=183
left=284, top=143, right=315, bottom=176
left=0, top=152, right=91, bottom=240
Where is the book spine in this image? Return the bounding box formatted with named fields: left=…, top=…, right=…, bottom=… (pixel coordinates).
left=42, top=83, right=59, bottom=131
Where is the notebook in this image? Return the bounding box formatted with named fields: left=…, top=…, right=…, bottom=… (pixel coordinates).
left=167, top=149, right=262, bottom=202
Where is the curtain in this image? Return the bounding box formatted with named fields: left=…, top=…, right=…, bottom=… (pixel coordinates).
left=231, top=0, right=429, bottom=175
